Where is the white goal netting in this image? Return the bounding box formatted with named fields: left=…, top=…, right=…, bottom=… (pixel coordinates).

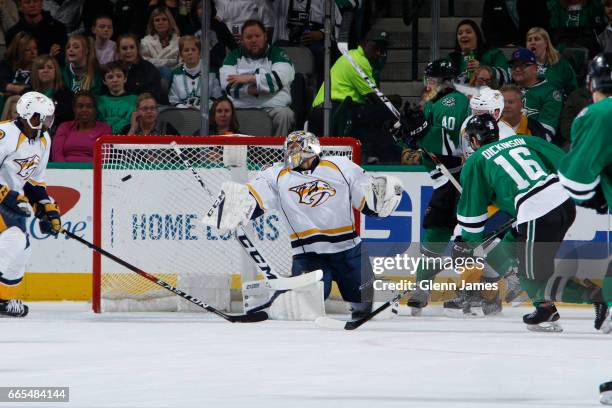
left=93, top=136, right=359, bottom=312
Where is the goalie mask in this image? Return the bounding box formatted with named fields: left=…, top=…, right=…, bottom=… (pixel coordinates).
left=16, top=91, right=55, bottom=135
left=283, top=131, right=322, bottom=169
left=469, top=87, right=504, bottom=121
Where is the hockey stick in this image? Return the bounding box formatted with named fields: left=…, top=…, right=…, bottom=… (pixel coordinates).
left=315, top=218, right=517, bottom=330
left=62, top=230, right=268, bottom=323
left=170, top=142, right=323, bottom=292
left=419, top=148, right=463, bottom=193
left=336, top=42, right=401, bottom=131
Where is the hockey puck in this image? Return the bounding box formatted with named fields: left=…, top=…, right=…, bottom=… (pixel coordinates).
left=121, top=175, right=132, bottom=182
left=600, top=381, right=612, bottom=405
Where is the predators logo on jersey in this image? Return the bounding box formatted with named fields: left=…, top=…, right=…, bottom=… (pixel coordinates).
left=289, top=180, right=336, bottom=208
left=13, top=155, right=40, bottom=179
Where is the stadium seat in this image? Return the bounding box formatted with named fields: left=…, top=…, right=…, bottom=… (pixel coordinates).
left=235, top=109, right=273, bottom=136
left=158, top=107, right=202, bottom=135
left=280, top=46, right=315, bottom=75
left=281, top=46, right=318, bottom=131
left=561, top=46, right=589, bottom=81
left=291, top=73, right=308, bottom=129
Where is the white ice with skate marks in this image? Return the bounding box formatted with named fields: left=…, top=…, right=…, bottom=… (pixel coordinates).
left=1, top=302, right=611, bottom=408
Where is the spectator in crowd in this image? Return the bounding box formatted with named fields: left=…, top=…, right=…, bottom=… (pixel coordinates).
left=92, top=14, right=116, bottom=66
left=448, top=19, right=510, bottom=85
left=273, top=0, right=338, bottom=84
left=97, top=61, right=138, bottom=134
left=220, top=19, right=295, bottom=136
left=510, top=48, right=562, bottom=141
left=117, top=33, right=163, bottom=103
left=500, top=84, right=549, bottom=139
left=0, top=0, right=19, bottom=60
left=310, top=31, right=398, bottom=162
left=468, top=65, right=498, bottom=89
left=31, top=54, right=73, bottom=125
left=52, top=91, right=112, bottom=162
left=526, top=26, right=577, bottom=96
left=209, top=95, right=240, bottom=134
left=597, top=0, right=612, bottom=52
left=148, top=0, right=193, bottom=34
left=215, top=0, right=275, bottom=44
left=43, top=0, right=84, bottom=35
left=6, top=0, right=67, bottom=58
left=62, top=34, right=102, bottom=95
left=190, top=0, right=237, bottom=71
left=0, top=94, right=18, bottom=120
left=0, top=32, right=37, bottom=99
left=123, top=92, right=178, bottom=135
left=81, top=0, right=113, bottom=36
left=548, top=0, right=605, bottom=56
left=112, top=0, right=148, bottom=38
left=559, top=86, right=592, bottom=149
left=169, top=35, right=221, bottom=109
left=141, top=7, right=181, bottom=82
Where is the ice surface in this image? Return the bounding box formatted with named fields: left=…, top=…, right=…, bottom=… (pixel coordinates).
left=1, top=302, right=610, bottom=408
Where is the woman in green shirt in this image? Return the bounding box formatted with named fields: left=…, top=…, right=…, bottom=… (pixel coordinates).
left=448, top=19, right=510, bottom=85
left=526, top=26, right=577, bottom=97
left=31, top=54, right=74, bottom=127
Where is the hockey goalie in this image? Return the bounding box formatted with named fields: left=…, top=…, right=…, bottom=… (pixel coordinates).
left=202, top=131, right=404, bottom=319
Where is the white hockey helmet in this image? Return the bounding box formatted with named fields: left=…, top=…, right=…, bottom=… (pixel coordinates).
left=469, top=87, right=504, bottom=121
left=284, top=130, right=321, bottom=169
left=16, top=91, right=55, bottom=132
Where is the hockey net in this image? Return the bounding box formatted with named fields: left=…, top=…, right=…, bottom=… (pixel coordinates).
left=93, top=136, right=361, bottom=313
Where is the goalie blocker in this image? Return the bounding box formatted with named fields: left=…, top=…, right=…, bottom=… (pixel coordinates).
left=203, top=131, right=404, bottom=319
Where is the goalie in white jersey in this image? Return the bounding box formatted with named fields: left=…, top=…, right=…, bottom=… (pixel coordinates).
left=0, top=92, right=61, bottom=317
left=204, top=131, right=404, bottom=318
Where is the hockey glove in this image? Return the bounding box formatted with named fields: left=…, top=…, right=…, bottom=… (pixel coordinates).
left=397, top=105, right=429, bottom=148
left=0, top=185, right=31, bottom=217
left=579, top=185, right=608, bottom=215
left=34, top=200, right=61, bottom=235
left=451, top=237, right=474, bottom=260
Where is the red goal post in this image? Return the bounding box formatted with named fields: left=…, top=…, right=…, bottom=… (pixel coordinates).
left=92, top=136, right=361, bottom=313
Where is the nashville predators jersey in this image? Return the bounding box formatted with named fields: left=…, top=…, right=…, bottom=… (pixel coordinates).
left=247, top=156, right=370, bottom=255
left=0, top=120, right=51, bottom=193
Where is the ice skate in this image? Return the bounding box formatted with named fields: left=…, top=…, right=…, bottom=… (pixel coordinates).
left=504, top=269, right=523, bottom=303
left=523, top=302, right=562, bottom=332
left=594, top=303, right=611, bottom=333
left=481, top=295, right=502, bottom=316
left=407, top=287, right=429, bottom=316
left=601, top=381, right=612, bottom=405
left=443, top=290, right=481, bottom=317
left=0, top=299, right=29, bottom=317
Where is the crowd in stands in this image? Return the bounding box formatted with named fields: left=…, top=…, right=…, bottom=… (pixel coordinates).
left=0, top=0, right=607, bottom=165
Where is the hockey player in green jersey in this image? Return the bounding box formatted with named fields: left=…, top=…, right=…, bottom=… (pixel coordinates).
left=403, top=59, right=470, bottom=315
left=559, top=53, right=612, bottom=333
left=455, top=114, right=595, bottom=331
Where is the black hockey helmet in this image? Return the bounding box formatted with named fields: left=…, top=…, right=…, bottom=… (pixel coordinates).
left=465, top=113, right=499, bottom=147
left=587, top=53, right=612, bottom=93
left=424, top=59, right=458, bottom=80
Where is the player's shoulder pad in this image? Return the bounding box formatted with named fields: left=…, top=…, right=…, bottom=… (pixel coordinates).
left=319, top=155, right=359, bottom=173
left=257, top=162, right=286, bottom=180
left=0, top=120, right=20, bottom=146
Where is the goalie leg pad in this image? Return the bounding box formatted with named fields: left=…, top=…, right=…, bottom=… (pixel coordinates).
left=201, top=181, right=257, bottom=231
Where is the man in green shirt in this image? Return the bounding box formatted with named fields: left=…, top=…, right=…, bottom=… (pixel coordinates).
left=559, top=53, right=612, bottom=333
left=309, top=31, right=398, bottom=162
left=510, top=48, right=563, bottom=142
left=455, top=114, right=594, bottom=332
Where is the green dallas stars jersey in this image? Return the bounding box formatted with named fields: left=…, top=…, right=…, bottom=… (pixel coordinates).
left=521, top=80, right=563, bottom=137
left=457, top=135, right=569, bottom=242
left=419, top=90, right=470, bottom=177
left=558, top=97, right=612, bottom=207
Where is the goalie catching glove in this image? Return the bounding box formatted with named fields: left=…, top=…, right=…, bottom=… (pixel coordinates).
left=34, top=200, right=61, bottom=235
left=366, top=175, right=403, bottom=217
left=0, top=185, right=31, bottom=217
left=202, top=181, right=258, bottom=230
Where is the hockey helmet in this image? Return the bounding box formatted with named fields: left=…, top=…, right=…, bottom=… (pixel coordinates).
left=464, top=113, right=499, bottom=148
left=16, top=91, right=55, bottom=132
left=587, top=53, right=612, bottom=94
left=424, top=59, right=458, bottom=81
left=469, top=87, right=504, bottom=121
left=284, top=130, right=322, bottom=169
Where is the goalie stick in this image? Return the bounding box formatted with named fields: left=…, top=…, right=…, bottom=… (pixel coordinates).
left=315, top=217, right=517, bottom=330
left=170, top=142, right=323, bottom=292
left=62, top=230, right=268, bottom=323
